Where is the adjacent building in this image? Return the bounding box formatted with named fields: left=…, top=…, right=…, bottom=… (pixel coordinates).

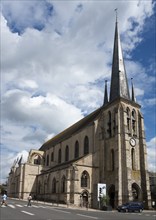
left=7, top=19, right=152, bottom=209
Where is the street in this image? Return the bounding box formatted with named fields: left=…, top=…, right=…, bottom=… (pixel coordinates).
left=1, top=198, right=156, bottom=220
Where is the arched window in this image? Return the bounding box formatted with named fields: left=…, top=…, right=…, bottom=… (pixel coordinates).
left=113, top=109, right=116, bottom=135
left=34, top=155, right=41, bottom=165
left=84, top=136, right=89, bottom=155
left=61, top=176, right=66, bottom=193
left=65, top=145, right=69, bottom=162
left=126, top=107, right=130, bottom=131
left=131, top=148, right=135, bottom=170
left=111, top=149, right=115, bottom=171
left=46, top=155, right=49, bottom=166
left=81, top=171, right=89, bottom=188
left=51, top=152, right=54, bottom=162
left=107, top=111, right=112, bottom=137
left=52, top=178, right=56, bottom=193
left=58, top=149, right=61, bottom=163
left=75, top=141, right=79, bottom=158
left=132, top=109, right=136, bottom=118
left=132, top=109, right=136, bottom=133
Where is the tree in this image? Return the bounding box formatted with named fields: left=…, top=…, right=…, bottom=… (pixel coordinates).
left=101, top=195, right=109, bottom=206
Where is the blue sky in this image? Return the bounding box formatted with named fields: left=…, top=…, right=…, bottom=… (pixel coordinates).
left=1, top=0, right=156, bottom=183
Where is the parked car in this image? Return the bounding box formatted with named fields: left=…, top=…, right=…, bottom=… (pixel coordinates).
left=117, top=202, right=144, bottom=212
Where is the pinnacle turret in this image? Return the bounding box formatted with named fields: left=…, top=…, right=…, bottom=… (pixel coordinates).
left=131, top=78, right=136, bottom=102
left=103, top=80, right=108, bottom=105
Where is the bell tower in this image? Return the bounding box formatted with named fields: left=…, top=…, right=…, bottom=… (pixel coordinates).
left=101, top=13, right=151, bottom=208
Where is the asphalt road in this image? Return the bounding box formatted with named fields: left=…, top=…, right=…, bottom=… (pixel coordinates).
left=1, top=198, right=156, bottom=220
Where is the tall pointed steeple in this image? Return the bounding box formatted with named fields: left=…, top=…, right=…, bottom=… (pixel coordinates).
left=110, top=11, right=130, bottom=102
left=103, top=80, right=108, bottom=105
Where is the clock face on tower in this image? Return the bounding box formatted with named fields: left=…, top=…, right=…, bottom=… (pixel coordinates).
left=130, top=138, right=136, bottom=147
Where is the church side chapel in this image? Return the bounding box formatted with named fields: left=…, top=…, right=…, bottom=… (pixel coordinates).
left=7, top=16, right=151, bottom=209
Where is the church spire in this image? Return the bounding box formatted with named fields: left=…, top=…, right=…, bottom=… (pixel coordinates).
left=110, top=11, right=130, bottom=102
left=103, top=80, right=108, bottom=105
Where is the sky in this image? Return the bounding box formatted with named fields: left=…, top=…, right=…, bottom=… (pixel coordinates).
left=0, top=0, right=156, bottom=184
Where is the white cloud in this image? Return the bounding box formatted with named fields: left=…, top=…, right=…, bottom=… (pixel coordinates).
left=45, top=133, right=55, bottom=142
left=18, top=79, right=38, bottom=89
left=1, top=0, right=53, bottom=34
left=134, top=88, right=144, bottom=97
left=1, top=0, right=155, bottom=183
left=147, top=137, right=156, bottom=172
left=0, top=149, right=29, bottom=184
left=144, top=98, right=156, bottom=106
left=16, top=150, right=29, bottom=162
left=2, top=90, right=83, bottom=134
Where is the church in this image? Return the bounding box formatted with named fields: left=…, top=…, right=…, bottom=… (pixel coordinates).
left=7, top=18, right=151, bottom=209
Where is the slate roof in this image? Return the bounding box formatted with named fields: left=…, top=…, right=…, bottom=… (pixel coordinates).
left=39, top=106, right=103, bottom=151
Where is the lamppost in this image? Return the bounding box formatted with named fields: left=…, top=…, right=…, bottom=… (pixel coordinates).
left=99, top=195, right=102, bottom=210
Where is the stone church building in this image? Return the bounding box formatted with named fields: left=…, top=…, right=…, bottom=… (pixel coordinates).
left=7, top=19, right=151, bottom=209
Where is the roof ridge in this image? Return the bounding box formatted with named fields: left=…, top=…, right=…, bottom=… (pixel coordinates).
left=40, top=106, right=103, bottom=150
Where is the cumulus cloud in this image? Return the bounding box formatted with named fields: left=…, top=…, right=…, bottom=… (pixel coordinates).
left=1, top=0, right=54, bottom=34
left=2, top=90, right=83, bottom=131
left=0, top=149, right=29, bottom=184
left=147, top=137, right=156, bottom=172
left=1, top=0, right=155, bottom=182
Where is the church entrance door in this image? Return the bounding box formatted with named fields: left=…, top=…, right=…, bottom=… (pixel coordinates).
left=108, top=185, right=115, bottom=208
left=132, top=183, right=142, bottom=201
left=80, top=191, right=89, bottom=208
